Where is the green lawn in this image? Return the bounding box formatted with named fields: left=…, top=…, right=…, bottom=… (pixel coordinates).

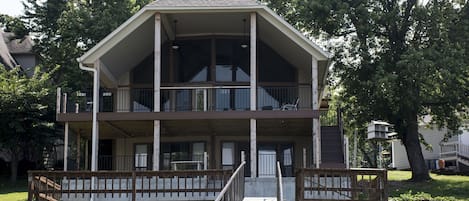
left=389, top=171, right=469, bottom=201
left=0, top=177, right=27, bottom=201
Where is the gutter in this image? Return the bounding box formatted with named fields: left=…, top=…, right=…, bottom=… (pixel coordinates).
left=78, top=59, right=99, bottom=201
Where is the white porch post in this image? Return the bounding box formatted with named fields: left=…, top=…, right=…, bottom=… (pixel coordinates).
left=250, top=13, right=257, bottom=110
left=250, top=119, right=257, bottom=178
left=90, top=60, right=100, bottom=172
left=312, top=56, right=320, bottom=168
left=63, top=122, right=69, bottom=171
left=153, top=12, right=162, bottom=171
left=153, top=120, right=160, bottom=170
left=249, top=12, right=257, bottom=178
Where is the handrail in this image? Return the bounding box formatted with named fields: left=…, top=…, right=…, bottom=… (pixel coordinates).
left=276, top=161, right=284, bottom=201
left=214, top=161, right=246, bottom=201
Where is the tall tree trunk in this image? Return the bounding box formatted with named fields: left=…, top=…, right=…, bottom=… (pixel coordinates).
left=10, top=153, right=18, bottom=182
left=403, top=114, right=431, bottom=181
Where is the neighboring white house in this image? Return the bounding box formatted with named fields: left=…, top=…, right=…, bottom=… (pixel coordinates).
left=391, top=126, right=469, bottom=171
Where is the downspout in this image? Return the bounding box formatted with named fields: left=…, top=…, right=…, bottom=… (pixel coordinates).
left=78, top=60, right=99, bottom=201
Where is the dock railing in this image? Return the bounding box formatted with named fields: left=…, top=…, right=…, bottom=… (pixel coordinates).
left=296, top=168, right=388, bottom=201
left=28, top=169, right=231, bottom=201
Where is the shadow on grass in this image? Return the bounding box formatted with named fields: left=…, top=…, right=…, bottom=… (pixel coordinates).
left=0, top=176, right=28, bottom=194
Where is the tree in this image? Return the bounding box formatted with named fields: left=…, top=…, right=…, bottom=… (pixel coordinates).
left=264, top=0, right=469, bottom=181
left=0, top=65, right=57, bottom=182
left=22, top=0, right=151, bottom=90
left=0, top=14, right=28, bottom=39
left=0, top=1, right=152, bottom=180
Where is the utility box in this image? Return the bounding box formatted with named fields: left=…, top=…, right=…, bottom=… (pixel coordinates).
left=367, top=121, right=391, bottom=140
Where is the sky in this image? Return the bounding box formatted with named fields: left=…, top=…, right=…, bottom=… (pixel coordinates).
left=0, top=0, right=25, bottom=17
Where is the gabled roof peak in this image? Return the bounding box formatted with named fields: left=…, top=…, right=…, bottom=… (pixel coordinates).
left=148, top=0, right=260, bottom=7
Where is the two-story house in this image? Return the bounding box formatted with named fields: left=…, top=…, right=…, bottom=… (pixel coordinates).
left=56, top=0, right=345, bottom=180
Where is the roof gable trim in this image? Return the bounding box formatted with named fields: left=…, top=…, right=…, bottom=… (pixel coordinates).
left=259, top=8, right=331, bottom=60
left=79, top=5, right=331, bottom=65
left=79, top=8, right=154, bottom=64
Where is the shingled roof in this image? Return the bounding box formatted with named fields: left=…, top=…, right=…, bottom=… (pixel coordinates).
left=148, top=0, right=260, bottom=7
left=0, top=30, right=35, bottom=69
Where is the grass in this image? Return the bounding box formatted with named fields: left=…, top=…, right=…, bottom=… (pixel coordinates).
left=389, top=170, right=469, bottom=201
left=0, top=177, right=28, bottom=201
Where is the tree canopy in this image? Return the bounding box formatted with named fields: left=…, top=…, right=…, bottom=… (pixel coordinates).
left=0, top=65, right=57, bottom=182
left=265, top=0, right=469, bottom=181
left=0, top=0, right=151, bottom=181
left=22, top=0, right=151, bottom=90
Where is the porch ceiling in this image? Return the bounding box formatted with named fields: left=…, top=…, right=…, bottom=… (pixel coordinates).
left=69, top=119, right=313, bottom=139
left=96, top=11, right=328, bottom=88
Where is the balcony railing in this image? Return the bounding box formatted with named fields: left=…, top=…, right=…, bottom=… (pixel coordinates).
left=258, top=85, right=312, bottom=110
left=440, top=142, right=469, bottom=160
left=161, top=86, right=250, bottom=112
left=57, top=85, right=313, bottom=113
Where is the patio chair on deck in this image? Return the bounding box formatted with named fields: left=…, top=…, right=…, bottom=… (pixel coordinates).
left=281, top=98, right=299, bottom=111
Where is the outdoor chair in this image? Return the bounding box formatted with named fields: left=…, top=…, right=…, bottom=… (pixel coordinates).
left=281, top=98, right=299, bottom=111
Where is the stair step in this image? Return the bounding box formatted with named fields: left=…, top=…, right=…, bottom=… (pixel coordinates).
left=243, top=197, right=277, bottom=201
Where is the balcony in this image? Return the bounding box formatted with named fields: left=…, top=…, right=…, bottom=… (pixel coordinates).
left=57, top=85, right=313, bottom=114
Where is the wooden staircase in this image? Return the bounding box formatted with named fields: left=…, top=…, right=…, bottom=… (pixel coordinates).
left=29, top=176, right=61, bottom=201
left=320, top=126, right=345, bottom=168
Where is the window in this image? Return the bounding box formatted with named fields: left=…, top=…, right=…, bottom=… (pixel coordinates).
left=222, top=142, right=235, bottom=170
left=216, top=39, right=249, bottom=82
left=134, top=144, right=152, bottom=171
left=161, top=142, right=206, bottom=170
left=175, top=40, right=211, bottom=82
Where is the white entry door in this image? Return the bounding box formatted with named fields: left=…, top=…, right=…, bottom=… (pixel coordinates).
left=258, top=149, right=276, bottom=178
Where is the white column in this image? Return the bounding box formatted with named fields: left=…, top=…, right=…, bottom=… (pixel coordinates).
left=153, top=13, right=161, bottom=171
left=154, top=13, right=161, bottom=112
left=153, top=120, right=160, bottom=171
left=56, top=88, right=61, bottom=114
left=353, top=129, right=358, bottom=168
left=345, top=136, right=350, bottom=169
left=91, top=60, right=101, bottom=172
left=312, top=56, right=320, bottom=168
left=63, top=122, right=69, bottom=171
left=250, top=12, right=257, bottom=111
left=249, top=12, right=258, bottom=178
left=250, top=118, right=257, bottom=178
left=89, top=61, right=100, bottom=201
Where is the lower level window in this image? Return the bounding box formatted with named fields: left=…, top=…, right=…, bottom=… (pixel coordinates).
left=161, top=142, right=205, bottom=170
